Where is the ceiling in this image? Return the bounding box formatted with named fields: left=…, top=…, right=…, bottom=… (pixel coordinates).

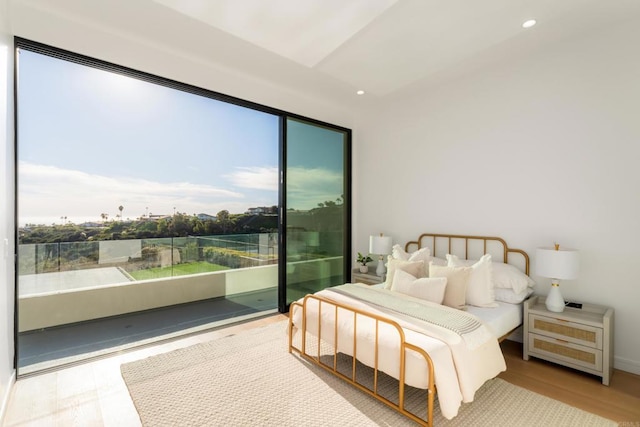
left=13, top=0, right=640, bottom=103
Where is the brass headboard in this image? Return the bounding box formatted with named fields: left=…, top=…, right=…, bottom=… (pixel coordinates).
left=405, top=233, right=530, bottom=275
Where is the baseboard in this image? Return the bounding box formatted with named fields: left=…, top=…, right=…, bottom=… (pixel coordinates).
left=0, top=370, right=16, bottom=426
left=614, top=356, right=640, bottom=376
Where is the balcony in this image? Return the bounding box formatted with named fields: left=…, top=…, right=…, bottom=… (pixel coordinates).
left=17, top=232, right=344, bottom=373
left=18, top=234, right=280, bottom=332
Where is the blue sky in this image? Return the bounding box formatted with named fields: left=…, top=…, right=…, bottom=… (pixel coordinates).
left=17, top=49, right=345, bottom=226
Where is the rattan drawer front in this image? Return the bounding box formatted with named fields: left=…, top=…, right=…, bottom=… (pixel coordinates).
left=528, top=334, right=602, bottom=371
left=529, top=314, right=602, bottom=349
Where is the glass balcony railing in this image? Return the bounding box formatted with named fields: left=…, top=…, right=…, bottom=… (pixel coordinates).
left=17, top=233, right=278, bottom=296
left=16, top=231, right=344, bottom=335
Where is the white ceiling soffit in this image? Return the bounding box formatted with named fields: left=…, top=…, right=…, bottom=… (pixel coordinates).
left=153, top=0, right=638, bottom=97
left=16, top=0, right=640, bottom=100
left=152, top=0, right=399, bottom=68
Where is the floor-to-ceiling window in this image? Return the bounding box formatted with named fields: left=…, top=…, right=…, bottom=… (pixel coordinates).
left=14, top=38, right=351, bottom=374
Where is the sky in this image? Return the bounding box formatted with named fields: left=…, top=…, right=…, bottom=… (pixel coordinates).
left=17, top=49, right=345, bottom=226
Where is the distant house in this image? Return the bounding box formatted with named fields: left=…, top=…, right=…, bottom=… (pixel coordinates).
left=246, top=207, right=265, bottom=215
left=246, top=206, right=277, bottom=215
left=79, top=222, right=103, bottom=228
left=148, top=214, right=171, bottom=220
left=196, top=213, right=216, bottom=221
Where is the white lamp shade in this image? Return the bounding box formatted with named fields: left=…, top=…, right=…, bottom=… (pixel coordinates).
left=369, top=235, right=392, bottom=255
left=536, top=247, right=579, bottom=280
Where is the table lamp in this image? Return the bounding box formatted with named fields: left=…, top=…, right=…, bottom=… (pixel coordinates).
left=536, top=244, right=580, bottom=312
left=369, top=233, right=392, bottom=277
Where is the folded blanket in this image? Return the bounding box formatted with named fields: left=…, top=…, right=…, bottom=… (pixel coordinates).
left=327, top=283, right=491, bottom=349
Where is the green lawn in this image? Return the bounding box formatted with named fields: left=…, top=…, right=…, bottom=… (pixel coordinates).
left=128, top=262, right=230, bottom=280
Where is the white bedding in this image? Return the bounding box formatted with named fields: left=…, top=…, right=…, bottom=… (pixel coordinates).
left=466, top=301, right=522, bottom=338
left=290, top=285, right=508, bottom=420
left=372, top=283, right=524, bottom=339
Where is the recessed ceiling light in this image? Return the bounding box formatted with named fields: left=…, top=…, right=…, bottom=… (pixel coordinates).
left=522, top=19, right=537, bottom=29
left=356, top=90, right=365, bottom=95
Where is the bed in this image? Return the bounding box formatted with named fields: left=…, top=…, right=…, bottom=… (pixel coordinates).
left=288, top=233, right=533, bottom=426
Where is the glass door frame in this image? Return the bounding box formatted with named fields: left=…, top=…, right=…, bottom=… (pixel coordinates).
left=277, top=116, right=352, bottom=313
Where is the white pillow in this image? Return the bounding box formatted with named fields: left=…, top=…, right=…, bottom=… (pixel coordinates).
left=429, top=264, right=471, bottom=310
left=391, top=269, right=447, bottom=304
left=447, top=253, right=497, bottom=308
left=430, top=256, right=448, bottom=267
left=384, top=258, right=425, bottom=290
left=494, top=287, right=535, bottom=304
left=492, top=262, right=536, bottom=293
left=391, top=244, right=430, bottom=276
left=391, top=244, right=430, bottom=262
left=391, top=244, right=450, bottom=275
left=446, top=257, right=476, bottom=267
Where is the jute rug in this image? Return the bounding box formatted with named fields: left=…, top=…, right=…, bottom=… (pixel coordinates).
left=121, top=321, right=616, bottom=426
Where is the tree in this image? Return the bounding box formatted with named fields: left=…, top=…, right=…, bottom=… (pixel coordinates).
left=118, top=205, right=124, bottom=221
left=217, top=210, right=231, bottom=234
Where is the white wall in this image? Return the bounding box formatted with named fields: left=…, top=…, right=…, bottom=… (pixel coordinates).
left=0, top=0, right=16, bottom=420
left=355, top=18, right=640, bottom=374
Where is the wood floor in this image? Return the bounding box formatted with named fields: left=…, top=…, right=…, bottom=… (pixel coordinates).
left=3, top=314, right=640, bottom=426
left=499, top=339, right=640, bottom=424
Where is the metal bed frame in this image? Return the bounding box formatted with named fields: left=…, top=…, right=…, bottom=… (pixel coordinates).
left=288, top=233, right=530, bottom=426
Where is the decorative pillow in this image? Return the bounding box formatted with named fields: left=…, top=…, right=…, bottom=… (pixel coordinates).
left=494, top=287, right=535, bottom=304
left=492, top=262, right=536, bottom=293
left=391, top=244, right=429, bottom=262
left=430, top=256, right=448, bottom=267
left=429, top=264, right=472, bottom=309
left=391, top=244, right=430, bottom=276
left=391, top=269, right=447, bottom=304
left=447, top=254, right=497, bottom=308
left=446, top=257, right=476, bottom=267
left=384, top=258, right=425, bottom=290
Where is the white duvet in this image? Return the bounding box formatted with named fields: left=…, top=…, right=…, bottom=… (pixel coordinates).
left=290, top=285, right=507, bottom=420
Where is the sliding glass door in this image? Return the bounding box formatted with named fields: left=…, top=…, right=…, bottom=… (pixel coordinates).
left=15, top=38, right=351, bottom=374
left=280, top=118, right=351, bottom=310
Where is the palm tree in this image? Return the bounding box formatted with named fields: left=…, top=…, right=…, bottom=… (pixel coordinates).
left=118, top=205, right=124, bottom=222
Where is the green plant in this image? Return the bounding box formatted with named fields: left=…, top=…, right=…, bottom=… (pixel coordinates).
left=356, top=252, right=373, bottom=266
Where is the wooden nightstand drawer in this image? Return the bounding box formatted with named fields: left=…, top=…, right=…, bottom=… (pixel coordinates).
left=524, top=295, right=614, bottom=385
left=529, top=313, right=602, bottom=349
left=528, top=333, right=602, bottom=372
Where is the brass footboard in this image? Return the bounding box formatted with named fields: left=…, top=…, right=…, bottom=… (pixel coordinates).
left=288, top=294, right=436, bottom=427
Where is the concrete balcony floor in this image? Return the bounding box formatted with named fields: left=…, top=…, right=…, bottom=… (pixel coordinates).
left=18, top=287, right=278, bottom=376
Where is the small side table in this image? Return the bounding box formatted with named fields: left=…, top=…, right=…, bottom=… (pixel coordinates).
left=523, top=295, right=614, bottom=385
left=351, top=269, right=385, bottom=286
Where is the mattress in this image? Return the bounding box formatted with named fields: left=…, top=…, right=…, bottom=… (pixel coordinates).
left=466, top=301, right=522, bottom=338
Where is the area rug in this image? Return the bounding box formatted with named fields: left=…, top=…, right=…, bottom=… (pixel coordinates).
left=121, top=321, right=616, bottom=426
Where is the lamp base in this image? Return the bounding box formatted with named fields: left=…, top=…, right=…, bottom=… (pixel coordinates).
left=545, top=282, right=565, bottom=313
left=376, top=256, right=386, bottom=277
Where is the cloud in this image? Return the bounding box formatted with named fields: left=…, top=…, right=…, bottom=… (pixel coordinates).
left=17, top=162, right=343, bottom=225
left=18, top=162, right=246, bottom=224
left=224, top=166, right=278, bottom=191
left=286, top=167, right=344, bottom=210
left=224, top=165, right=343, bottom=210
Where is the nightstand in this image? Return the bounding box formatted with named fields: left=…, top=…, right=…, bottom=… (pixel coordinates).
left=351, top=269, right=384, bottom=286
left=523, top=295, right=614, bottom=385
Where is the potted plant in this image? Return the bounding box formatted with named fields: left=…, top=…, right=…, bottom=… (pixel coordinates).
left=356, top=252, right=373, bottom=273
